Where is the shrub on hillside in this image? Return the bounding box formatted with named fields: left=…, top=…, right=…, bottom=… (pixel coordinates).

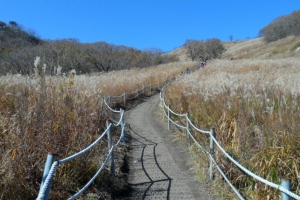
left=184, top=38, right=225, bottom=61
left=259, top=10, right=300, bottom=42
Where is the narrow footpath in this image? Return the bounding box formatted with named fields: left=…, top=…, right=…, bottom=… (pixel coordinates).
left=121, top=94, right=213, bottom=200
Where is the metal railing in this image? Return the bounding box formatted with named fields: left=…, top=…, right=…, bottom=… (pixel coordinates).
left=36, top=80, right=168, bottom=200
left=160, top=84, right=300, bottom=200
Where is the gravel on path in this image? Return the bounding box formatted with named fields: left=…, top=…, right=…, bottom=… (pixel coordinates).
left=119, top=94, right=215, bottom=200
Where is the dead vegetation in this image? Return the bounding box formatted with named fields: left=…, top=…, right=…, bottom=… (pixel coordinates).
left=164, top=36, right=300, bottom=199
left=0, top=60, right=197, bottom=200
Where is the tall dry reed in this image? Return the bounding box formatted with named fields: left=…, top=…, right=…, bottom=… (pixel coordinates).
left=0, top=60, right=197, bottom=199
left=165, top=58, right=300, bottom=199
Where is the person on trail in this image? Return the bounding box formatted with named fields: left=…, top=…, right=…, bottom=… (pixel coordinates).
left=199, top=61, right=205, bottom=68
left=185, top=68, right=190, bottom=74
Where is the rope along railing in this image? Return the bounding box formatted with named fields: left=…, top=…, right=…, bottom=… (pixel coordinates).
left=101, top=81, right=166, bottom=107
left=36, top=79, right=169, bottom=200
left=160, top=84, right=300, bottom=200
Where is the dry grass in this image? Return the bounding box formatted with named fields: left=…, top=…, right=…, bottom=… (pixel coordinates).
left=164, top=54, right=300, bottom=199
left=3, top=35, right=300, bottom=199
left=167, top=36, right=300, bottom=61
left=222, top=36, right=300, bottom=60
left=0, top=60, right=197, bottom=199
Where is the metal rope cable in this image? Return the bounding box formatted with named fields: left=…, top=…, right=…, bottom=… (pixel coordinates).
left=162, top=106, right=187, bottom=129
left=37, top=124, right=115, bottom=199
left=160, top=81, right=300, bottom=199
left=186, top=128, right=209, bottom=154
left=36, top=161, right=59, bottom=200
left=161, top=96, right=187, bottom=117
left=59, top=124, right=111, bottom=164
left=68, top=126, right=125, bottom=200
left=38, top=123, right=125, bottom=200
left=68, top=147, right=112, bottom=200
left=112, top=110, right=124, bottom=126
left=126, top=92, right=140, bottom=100
left=103, top=98, right=121, bottom=113
left=109, top=118, right=119, bottom=124
left=125, top=87, right=143, bottom=99
left=210, top=134, right=300, bottom=199
left=186, top=117, right=210, bottom=134
left=38, top=80, right=172, bottom=200
left=168, top=107, right=187, bottom=117
left=109, top=95, right=123, bottom=104
left=208, top=154, right=245, bottom=200
left=110, top=93, right=125, bottom=99
left=127, top=88, right=139, bottom=96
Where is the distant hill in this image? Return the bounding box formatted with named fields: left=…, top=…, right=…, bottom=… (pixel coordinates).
left=0, top=22, right=43, bottom=58
left=165, top=35, right=300, bottom=61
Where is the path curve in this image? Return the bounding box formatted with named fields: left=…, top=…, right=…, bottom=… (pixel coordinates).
left=121, top=94, right=213, bottom=199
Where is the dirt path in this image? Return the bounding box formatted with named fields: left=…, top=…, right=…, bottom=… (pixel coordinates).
left=120, top=94, right=214, bottom=200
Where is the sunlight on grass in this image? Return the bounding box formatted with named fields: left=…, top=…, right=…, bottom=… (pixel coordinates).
left=164, top=57, right=300, bottom=199
left=0, top=60, right=197, bottom=199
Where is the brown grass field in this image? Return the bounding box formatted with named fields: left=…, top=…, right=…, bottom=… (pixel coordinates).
left=164, top=36, right=300, bottom=199
left=1, top=35, right=300, bottom=199
left=0, top=61, right=197, bottom=199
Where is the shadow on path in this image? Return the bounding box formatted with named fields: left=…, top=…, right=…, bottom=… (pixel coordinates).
left=118, top=94, right=212, bottom=200
left=125, top=124, right=172, bottom=199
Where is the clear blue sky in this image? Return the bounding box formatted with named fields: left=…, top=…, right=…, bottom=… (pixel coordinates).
left=1, top=0, right=300, bottom=52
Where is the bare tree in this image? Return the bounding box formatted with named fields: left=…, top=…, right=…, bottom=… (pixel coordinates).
left=184, top=38, right=225, bottom=61
left=9, top=21, right=18, bottom=28
left=184, top=39, right=200, bottom=61
left=0, top=21, right=6, bottom=28
left=259, top=10, right=300, bottom=42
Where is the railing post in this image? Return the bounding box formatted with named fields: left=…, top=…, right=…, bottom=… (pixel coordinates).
left=121, top=109, right=126, bottom=143
left=39, top=153, right=58, bottom=200
left=108, top=95, right=111, bottom=106
left=100, top=98, right=103, bottom=111
left=281, top=178, right=291, bottom=200
left=150, top=83, right=152, bottom=95
left=186, top=113, right=191, bottom=147
left=167, top=105, right=170, bottom=130
left=106, top=120, right=115, bottom=174
left=209, top=128, right=216, bottom=180
left=123, top=92, right=126, bottom=106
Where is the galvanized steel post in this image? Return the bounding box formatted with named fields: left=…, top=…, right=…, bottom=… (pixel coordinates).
left=101, top=98, right=104, bottom=112
left=39, top=153, right=58, bottom=200
left=106, top=121, right=115, bottom=174
left=123, top=93, right=126, bottom=106
left=167, top=105, right=170, bottom=130
left=186, top=113, right=191, bottom=147
left=121, top=109, right=126, bottom=143
left=281, top=178, right=291, bottom=200
left=209, top=128, right=216, bottom=180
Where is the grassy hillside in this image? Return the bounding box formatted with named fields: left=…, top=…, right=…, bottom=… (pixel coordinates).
left=167, top=35, right=300, bottom=61
left=1, top=29, right=300, bottom=199
left=222, top=36, right=300, bottom=59
left=164, top=36, right=300, bottom=199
